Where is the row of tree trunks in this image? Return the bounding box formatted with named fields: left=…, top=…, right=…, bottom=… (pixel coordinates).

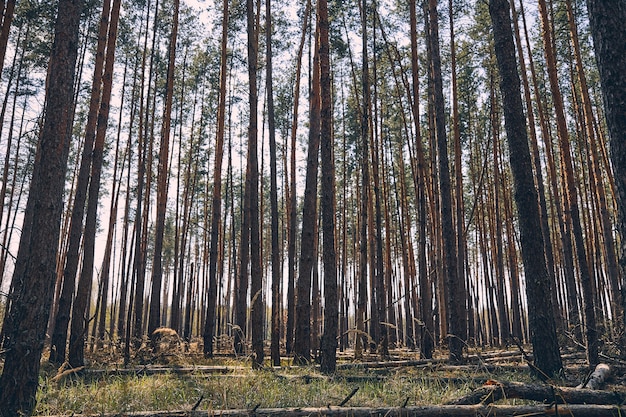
left=1, top=0, right=625, bottom=396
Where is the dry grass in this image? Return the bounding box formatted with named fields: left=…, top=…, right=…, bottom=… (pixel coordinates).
left=32, top=347, right=557, bottom=416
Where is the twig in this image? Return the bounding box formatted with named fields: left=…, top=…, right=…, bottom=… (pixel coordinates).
left=191, top=395, right=204, bottom=411
left=338, top=387, right=359, bottom=406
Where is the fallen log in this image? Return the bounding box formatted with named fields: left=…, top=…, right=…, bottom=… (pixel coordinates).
left=448, top=380, right=626, bottom=405
left=578, top=363, right=611, bottom=389
left=39, top=403, right=626, bottom=417
left=82, top=365, right=245, bottom=378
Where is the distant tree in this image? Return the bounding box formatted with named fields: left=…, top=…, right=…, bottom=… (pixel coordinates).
left=489, top=0, right=563, bottom=378
left=0, top=0, right=83, bottom=413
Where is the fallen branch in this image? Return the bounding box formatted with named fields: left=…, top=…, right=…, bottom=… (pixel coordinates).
left=578, top=363, right=611, bottom=389
left=40, top=403, right=626, bottom=417
left=448, top=379, right=626, bottom=405
left=337, top=387, right=359, bottom=406
left=82, top=365, right=244, bottom=378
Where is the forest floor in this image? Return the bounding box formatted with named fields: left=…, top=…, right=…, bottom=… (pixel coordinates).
left=31, top=340, right=626, bottom=416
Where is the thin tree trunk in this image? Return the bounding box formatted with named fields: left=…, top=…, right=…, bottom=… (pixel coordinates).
left=286, top=0, right=311, bottom=356
left=449, top=0, right=468, bottom=350
left=203, top=0, right=229, bottom=359
left=566, top=0, right=621, bottom=332
left=408, top=0, right=434, bottom=359
left=245, top=0, right=264, bottom=368
left=148, top=0, right=179, bottom=337
left=294, top=24, right=321, bottom=365
left=538, top=0, right=598, bottom=366
left=265, top=0, right=281, bottom=367
left=68, top=0, right=121, bottom=367
left=96, top=51, right=128, bottom=348
left=425, top=0, right=463, bottom=361
left=318, top=0, right=338, bottom=374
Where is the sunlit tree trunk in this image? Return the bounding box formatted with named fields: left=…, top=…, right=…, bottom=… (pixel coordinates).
left=538, top=0, right=598, bottom=366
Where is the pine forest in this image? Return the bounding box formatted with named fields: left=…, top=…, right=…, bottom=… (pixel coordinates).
left=0, top=0, right=625, bottom=415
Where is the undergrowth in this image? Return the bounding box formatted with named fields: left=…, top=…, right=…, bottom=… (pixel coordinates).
left=33, top=347, right=549, bottom=415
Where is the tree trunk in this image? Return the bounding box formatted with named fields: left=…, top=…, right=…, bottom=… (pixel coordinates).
left=286, top=0, right=311, bottom=356
left=0, top=0, right=82, bottom=413
left=538, top=0, right=598, bottom=366
left=148, top=0, right=179, bottom=337
left=318, top=0, right=337, bottom=375
left=265, top=0, right=281, bottom=367
left=294, top=25, right=321, bottom=365
left=245, top=0, right=263, bottom=369
left=488, top=0, right=563, bottom=378
left=409, top=0, right=434, bottom=359
left=48, top=0, right=111, bottom=365
left=585, top=0, right=626, bottom=355
left=0, top=0, right=15, bottom=79
left=425, top=0, right=464, bottom=362
left=509, top=0, right=562, bottom=334
left=203, top=0, right=229, bottom=359
left=68, top=0, right=121, bottom=367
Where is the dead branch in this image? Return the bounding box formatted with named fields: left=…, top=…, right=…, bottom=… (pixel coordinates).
left=40, top=403, right=626, bottom=417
